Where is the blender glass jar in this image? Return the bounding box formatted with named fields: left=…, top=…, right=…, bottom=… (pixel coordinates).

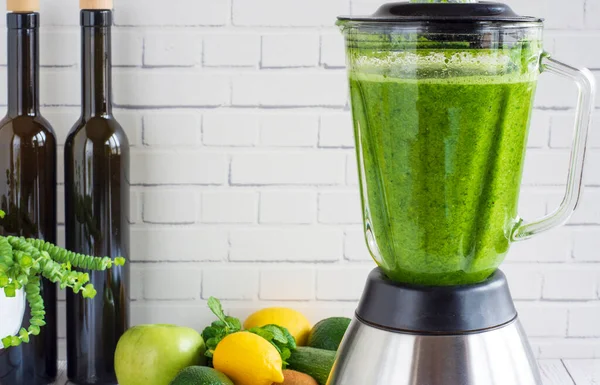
left=339, top=2, right=595, bottom=285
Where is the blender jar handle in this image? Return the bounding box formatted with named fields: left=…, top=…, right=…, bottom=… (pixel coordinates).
left=512, top=55, right=596, bottom=242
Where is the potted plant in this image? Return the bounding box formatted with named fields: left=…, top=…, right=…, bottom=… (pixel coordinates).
left=0, top=209, right=125, bottom=349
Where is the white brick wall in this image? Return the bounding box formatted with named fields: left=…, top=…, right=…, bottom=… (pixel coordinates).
left=143, top=32, right=202, bottom=67
left=143, top=112, right=201, bottom=146
left=142, top=265, right=202, bottom=300
left=204, top=34, right=261, bottom=67
left=37, top=0, right=600, bottom=360
left=259, top=190, right=317, bottom=224
left=201, top=191, right=258, bottom=223
left=260, top=267, right=316, bottom=300
left=202, top=266, right=259, bottom=300
left=262, top=33, right=320, bottom=68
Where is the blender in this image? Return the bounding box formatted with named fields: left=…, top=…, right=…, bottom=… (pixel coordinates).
left=332, top=1, right=595, bottom=384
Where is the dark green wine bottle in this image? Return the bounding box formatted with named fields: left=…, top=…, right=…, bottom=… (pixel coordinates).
left=0, top=11, right=58, bottom=385
left=64, top=9, right=130, bottom=385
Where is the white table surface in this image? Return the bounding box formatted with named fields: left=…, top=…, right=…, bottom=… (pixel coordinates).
left=54, top=360, right=600, bottom=384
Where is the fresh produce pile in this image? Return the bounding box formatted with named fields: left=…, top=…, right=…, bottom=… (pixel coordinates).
left=114, top=297, right=351, bottom=385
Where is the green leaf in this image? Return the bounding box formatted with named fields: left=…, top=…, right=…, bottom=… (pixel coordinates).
left=4, top=283, right=16, bottom=297
left=280, top=348, right=292, bottom=369
left=30, top=310, right=45, bottom=317
left=19, top=328, right=29, bottom=343
left=200, top=297, right=246, bottom=360
left=73, top=281, right=83, bottom=293
left=10, top=336, right=21, bottom=347
left=262, top=325, right=288, bottom=344
left=16, top=275, right=28, bottom=286
left=249, top=327, right=274, bottom=342
left=281, top=326, right=297, bottom=350
left=114, top=257, right=126, bottom=266
left=281, top=348, right=291, bottom=361
left=0, top=210, right=5, bottom=218
left=207, top=297, right=227, bottom=324
left=205, top=337, right=219, bottom=349
left=0, top=273, right=8, bottom=287
left=249, top=324, right=297, bottom=369
left=225, top=316, right=241, bottom=331
left=202, top=326, right=219, bottom=340
left=28, top=325, right=40, bottom=336
left=19, top=255, right=32, bottom=268
left=82, top=284, right=97, bottom=298
left=211, top=320, right=226, bottom=328
left=273, top=344, right=284, bottom=357
left=29, top=318, right=46, bottom=327
left=1, top=336, right=12, bottom=347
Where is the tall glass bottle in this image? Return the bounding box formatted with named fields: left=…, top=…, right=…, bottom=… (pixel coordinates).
left=0, top=10, right=58, bottom=385
left=65, top=8, right=129, bottom=385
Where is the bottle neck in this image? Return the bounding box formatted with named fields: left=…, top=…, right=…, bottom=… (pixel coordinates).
left=81, top=10, right=113, bottom=118
left=7, top=13, right=40, bottom=117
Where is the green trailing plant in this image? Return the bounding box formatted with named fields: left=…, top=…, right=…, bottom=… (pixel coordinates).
left=0, top=209, right=125, bottom=348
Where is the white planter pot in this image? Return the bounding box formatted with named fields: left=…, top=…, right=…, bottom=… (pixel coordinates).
left=0, top=288, right=25, bottom=349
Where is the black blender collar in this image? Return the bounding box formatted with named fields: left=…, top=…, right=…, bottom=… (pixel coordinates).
left=338, top=1, right=542, bottom=23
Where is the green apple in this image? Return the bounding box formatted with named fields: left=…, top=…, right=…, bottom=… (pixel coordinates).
left=115, top=324, right=206, bottom=385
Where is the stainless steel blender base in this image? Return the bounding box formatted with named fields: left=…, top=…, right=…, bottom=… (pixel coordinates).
left=328, top=317, right=542, bottom=385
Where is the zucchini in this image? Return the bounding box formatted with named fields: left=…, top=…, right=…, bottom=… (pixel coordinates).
left=287, top=346, right=336, bottom=385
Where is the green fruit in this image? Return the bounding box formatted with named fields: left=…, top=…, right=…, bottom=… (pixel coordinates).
left=307, top=317, right=351, bottom=351
left=287, top=346, right=336, bottom=385
left=115, top=324, right=207, bottom=385
left=170, top=366, right=233, bottom=385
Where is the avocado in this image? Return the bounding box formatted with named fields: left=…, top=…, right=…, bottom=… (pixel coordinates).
left=169, top=366, right=234, bottom=385
left=306, top=317, right=351, bottom=351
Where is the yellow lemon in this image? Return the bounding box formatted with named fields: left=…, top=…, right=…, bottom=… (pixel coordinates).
left=244, top=308, right=312, bottom=346
left=213, top=331, right=284, bottom=385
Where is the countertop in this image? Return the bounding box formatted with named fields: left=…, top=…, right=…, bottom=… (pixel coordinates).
left=54, top=360, right=600, bottom=384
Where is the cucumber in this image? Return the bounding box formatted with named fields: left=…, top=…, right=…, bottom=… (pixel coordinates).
left=287, top=346, right=337, bottom=385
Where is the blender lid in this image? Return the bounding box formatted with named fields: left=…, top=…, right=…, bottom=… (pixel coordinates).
left=338, top=1, right=543, bottom=23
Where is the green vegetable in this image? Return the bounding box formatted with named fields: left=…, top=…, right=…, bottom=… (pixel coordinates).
left=0, top=209, right=126, bottom=348
left=287, top=346, right=336, bottom=385
left=248, top=324, right=296, bottom=365
left=201, top=297, right=296, bottom=368
left=169, top=366, right=234, bottom=385
left=201, top=297, right=243, bottom=360
left=307, top=317, right=351, bottom=351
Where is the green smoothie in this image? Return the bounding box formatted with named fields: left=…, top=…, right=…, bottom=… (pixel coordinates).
left=350, top=65, right=537, bottom=285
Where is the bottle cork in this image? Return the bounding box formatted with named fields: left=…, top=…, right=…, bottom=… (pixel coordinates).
left=80, top=0, right=113, bottom=9
left=7, top=0, right=40, bottom=12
